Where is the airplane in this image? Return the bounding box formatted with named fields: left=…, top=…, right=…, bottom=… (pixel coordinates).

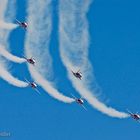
left=25, top=79, right=41, bottom=94
left=71, top=94, right=87, bottom=110
left=127, top=109, right=140, bottom=122
left=23, top=56, right=35, bottom=65
left=16, top=19, right=28, bottom=29
left=71, top=69, right=82, bottom=80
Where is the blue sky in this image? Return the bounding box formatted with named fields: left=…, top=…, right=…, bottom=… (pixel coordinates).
left=0, top=0, right=140, bottom=139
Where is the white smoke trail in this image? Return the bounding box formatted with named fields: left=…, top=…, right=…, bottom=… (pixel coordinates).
left=25, top=0, right=53, bottom=77
left=0, top=20, right=17, bottom=30
left=28, top=65, right=74, bottom=103
left=25, top=0, right=74, bottom=103
left=0, top=46, right=26, bottom=63
left=0, top=0, right=27, bottom=88
left=0, top=0, right=8, bottom=19
left=0, top=63, right=28, bottom=87
left=59, top=0, right=128, bottom=118
left=0, top=0, right=17, bottom=30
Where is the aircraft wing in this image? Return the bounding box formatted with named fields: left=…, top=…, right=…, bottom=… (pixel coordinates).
left=71, top=93, right=76, bottom=99
left=126, top=109, right=133, bottom=115
left=71, top=70, right=75, bottom=75
left=16, top=19, right=21, bottom=24
left=34, top=88, right=41, bottom=95
left=24, top=78, right=30, bottom=85
left=22, top=55, right=27, bottom=60
left=81, top=104, right=87, bottom=111
left=71, top=93, right=85, bottom=102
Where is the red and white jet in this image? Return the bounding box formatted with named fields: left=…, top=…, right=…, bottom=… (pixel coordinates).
left=71, top=94, right=87, bottom=110
left=127, top=109, right=140, bottom=122
left=25, top=79, right=40, bottom=94
left=71, top=69, right=82, bottom=80
left=24, top=56, right=36, bottom=65
left=16, top=19, right=28, bottom=29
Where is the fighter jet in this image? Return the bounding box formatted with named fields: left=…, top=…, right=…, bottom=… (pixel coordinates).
left=127, top=109, right=140, bottom=122
left=71, top=94, right=87, bottom=110
left=72, top=69, right=82, bottom=80
left=25, top=79, right=41, bottom=95
left=23, top=56, right=35, bottom=65
left=16, top=19, right=28, bottom=29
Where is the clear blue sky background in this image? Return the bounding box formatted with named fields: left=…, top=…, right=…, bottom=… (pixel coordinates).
left=0, top=0, right=140, bottom=139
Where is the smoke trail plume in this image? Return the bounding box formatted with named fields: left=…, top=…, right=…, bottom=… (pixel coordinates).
left=0, top=0, right=27, bottom=88
left=25, top=0, right=53, bottom=77
left=25, top=0, right=74, bottom=103
left=0, top=0, right=8, bottom=19
left=0, top=0, right=17, bottom=30
left=0, top=63, right=28, bottom=87
left=0, top=46, right=26, bottom=63
left=59, top=0, right=128, bottom=118
left=28, top=65, right=74, bottom=103
left=0, top=20, right=17, bottom=30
